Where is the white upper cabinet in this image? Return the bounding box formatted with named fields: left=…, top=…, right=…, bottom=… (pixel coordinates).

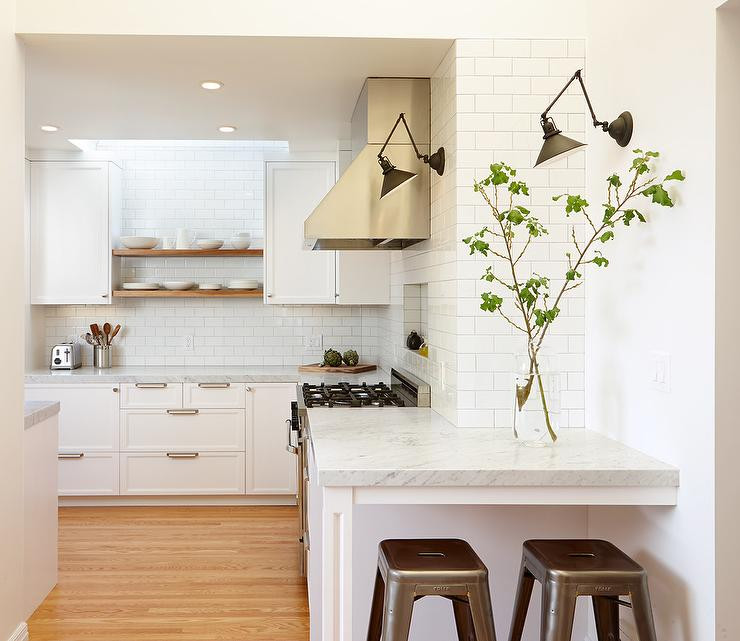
left=264, top=160, right=390, bottom=305
left=30, top=161, right=121, bottom=305
left=265, top=161, right=337, bottom=304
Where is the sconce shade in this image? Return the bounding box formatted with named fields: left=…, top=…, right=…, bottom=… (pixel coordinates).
left=378, top=155, right=417, bottom=199
left=534, top=132, right=587, bottom=167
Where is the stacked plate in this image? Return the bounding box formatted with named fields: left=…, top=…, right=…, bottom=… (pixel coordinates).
left=123, top=282, right=160, bottom=290
left=199, top=283, right=222, bottom=290
left=228, top=279, right=259, bottom=290
left=196, top=240, right=224, bottom=250
left=120, top=236, right=159, bottom=249
left=163, top=281, right=195, bottom=291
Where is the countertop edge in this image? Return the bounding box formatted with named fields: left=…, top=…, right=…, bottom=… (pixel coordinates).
left=24, top=401, right=60, bottom=430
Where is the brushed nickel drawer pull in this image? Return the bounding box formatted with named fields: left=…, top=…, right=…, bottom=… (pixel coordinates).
left=166, top=452, right=199, bottom=459
left=135, top=383, right=168, bottom=388
left=166, top=409, right=199, bottom=415
left=197, top=383, right=230, bottom=388
left=58, top=453, right=84, bottom=459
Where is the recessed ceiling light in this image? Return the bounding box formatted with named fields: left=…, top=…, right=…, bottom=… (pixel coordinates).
left=201, top=80, right=223, bottom=90
left=40, top=124, right=60, bottom=132
left=218, top=125, right=236, bottom=133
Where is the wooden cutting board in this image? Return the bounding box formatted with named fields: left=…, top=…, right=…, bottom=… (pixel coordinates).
left=298, top=363, right=377, bottom=373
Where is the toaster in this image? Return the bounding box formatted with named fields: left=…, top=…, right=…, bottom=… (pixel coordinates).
left=50, top=342, right=82, bottom=370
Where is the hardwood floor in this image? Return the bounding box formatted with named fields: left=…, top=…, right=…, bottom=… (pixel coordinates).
left=28, top=506, right=309, bottom=641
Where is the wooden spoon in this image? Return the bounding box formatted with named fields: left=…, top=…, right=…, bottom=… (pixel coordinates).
left=90, top=324, right=101, bottom=345
left=109, top=324, right=121, bottom=344
left=103, top=322, right=111, bottom=346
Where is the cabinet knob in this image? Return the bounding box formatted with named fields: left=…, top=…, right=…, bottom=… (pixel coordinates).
left=112, top=387, right=119, bottom=393
left=101, top=294, right=109, bottom=298
left=266, top=293, right=273, bottom=298
left=245, top=386, right=252, bottom=392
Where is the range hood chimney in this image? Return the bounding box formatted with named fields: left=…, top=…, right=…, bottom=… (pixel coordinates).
left=304, top=78, right=431, bottom=250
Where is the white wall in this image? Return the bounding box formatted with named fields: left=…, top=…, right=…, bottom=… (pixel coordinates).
left=15, top=0, right=586, bottom=38
left=0, top=0, right=26, bottom=638
left=715, top=2, right=740, bottom=638
left=379, top=38, right=588, bottom=429
left=585, top=2, right=717, bottom=639
left=35, top=141, right=381, bottom=369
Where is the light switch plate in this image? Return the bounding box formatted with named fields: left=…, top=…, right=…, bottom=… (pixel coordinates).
left=305, top=334, right=323, bottom=351
left=183, top=335, right=194, bottom=351
left=649, top=351, right=670, bottom=392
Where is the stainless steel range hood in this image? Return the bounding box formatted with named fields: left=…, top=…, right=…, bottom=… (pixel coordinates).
left=304, top=78, right=431, bottom=250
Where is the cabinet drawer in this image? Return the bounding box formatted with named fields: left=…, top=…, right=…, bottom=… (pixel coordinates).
left=120, top=383, right=182, bottom=409
left=58, top=451, right=119, bottom=496
left=120, top=452, right=246, bottom=495
left=183, top=382, right=245, bottom=409
left=120, top=409, right=245, bottom=451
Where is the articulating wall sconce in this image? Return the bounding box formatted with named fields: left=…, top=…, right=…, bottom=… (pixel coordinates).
left=535, top=69, right=633, bottom=167
left=377, top=112, right=445, bottom=199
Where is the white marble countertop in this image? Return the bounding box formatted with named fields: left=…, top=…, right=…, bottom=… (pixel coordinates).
left=24, top=400, right=60, bottom=430
left=25, top=366, right=390, bottom=385
left=307, top=407, right=679, bottom=488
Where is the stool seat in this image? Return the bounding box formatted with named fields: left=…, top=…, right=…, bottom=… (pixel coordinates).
left=523, top=539, right=646, bottom=581
left=509, top=539, right=657, bottom=641
left=367, top=538, right=497, bottom=641
left=380, top=538, right=488, bottom=575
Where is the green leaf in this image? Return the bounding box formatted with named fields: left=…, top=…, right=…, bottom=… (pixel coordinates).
left=565, top=194, right=589, bottom=213
left=607, top=174, right=622, bottom=188
left=533, top=306, right=560, bottom=327
left=506, top=209, right=525, bottom=225
left=480, top=292, right=503, bottom=313
left=622, top=210, right=635, bottom=226
left=603, top=204, right=616, bottom=223
left=642, top=184, right=674, bottom=207
left=552, top=194, right=564, bottom=201
left=599, top=230, right=615, bottom=243
left=481, top=266, right=494, bottom=283
left=508, top=180, right=530, bottom=196
left=592, top=253, right=609, bottom=267
left=566, top=268, right=582, bottom=281
left=664, top=170, right=685, bottom=181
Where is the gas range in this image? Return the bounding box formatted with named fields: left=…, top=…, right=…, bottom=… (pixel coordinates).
left=300, top=369, right=430, bottom=410
left=302, top=382, right=404, bottom=408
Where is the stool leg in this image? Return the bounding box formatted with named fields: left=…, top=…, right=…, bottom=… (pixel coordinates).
left=366, top=569, right=385, bottom=641
left=451, top=597, right=476, bottom=641
left=381, top=581, right=415, bottom=641
left=508, top=562, right=535, bottom=641
left=630, top=580, right=657, bottom=641
left=592, top=596, right=620, bottom=641
left=540, top=581, right=577, bottom=641
left=467, top=580, right=497, bottom=641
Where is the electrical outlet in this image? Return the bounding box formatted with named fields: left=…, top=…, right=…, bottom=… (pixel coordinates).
left=649, top=351, right=670, bottom=392
left=183, top=335, right=194, bottom=351
left=305, top=334, right=323, bottom=351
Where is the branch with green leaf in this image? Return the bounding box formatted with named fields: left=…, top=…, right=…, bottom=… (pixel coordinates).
left=463, top=150, right=684, bottom=442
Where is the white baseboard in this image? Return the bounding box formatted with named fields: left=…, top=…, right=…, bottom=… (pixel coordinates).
left=7, top=623, right=28, bottom=641
left=59, top=495, right=296, bottom=507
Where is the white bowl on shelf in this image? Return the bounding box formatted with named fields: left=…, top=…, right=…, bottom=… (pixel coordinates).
left=231, top=236, right=252, bottom=250
left=120, top=236, right=159, bottom=249
left=163, top=281, right=195, bottom=291
left=122, top=282, right=160, bottom=290
left=196, top=240, right=224, bottom=250
left=198, top=283, right=222, bottom=290
left=228, top=279, right=259, bottom=290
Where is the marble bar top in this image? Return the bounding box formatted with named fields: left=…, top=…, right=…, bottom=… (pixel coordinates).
left=25, top=366, right=390, bottom=386
left=24, top=400, right=60, bottom=430
left=307, top=407, right=679, bottom=488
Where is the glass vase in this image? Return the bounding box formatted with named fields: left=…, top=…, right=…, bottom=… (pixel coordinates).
left=513, top=341, right=561, bottom=446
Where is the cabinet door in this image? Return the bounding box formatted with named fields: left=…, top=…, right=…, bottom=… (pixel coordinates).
left=30, top=161, right=112, bottom=305
left=25, top=384, right=120, bottom=451
left=58, top=452, right=119, bottom=496
left=246, top=383, right=298, bottom=494
left=264, top=161, right=336, bottom=304
left=336, top=251, right=390, bottom=304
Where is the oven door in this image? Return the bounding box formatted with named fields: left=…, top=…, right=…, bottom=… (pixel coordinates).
left=287, top=401, right=306, bottom=577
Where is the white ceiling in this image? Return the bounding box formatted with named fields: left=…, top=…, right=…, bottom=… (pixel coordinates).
left=24, top=35, right=452, bottom=150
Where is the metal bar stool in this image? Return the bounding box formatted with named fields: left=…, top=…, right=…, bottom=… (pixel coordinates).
left=508, top=539, right=657, bottom=641
left=366, top=538, right=497, bottom=641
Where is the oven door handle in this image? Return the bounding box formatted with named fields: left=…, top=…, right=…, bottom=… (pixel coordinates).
left=286, top=419, right=298, bottom=455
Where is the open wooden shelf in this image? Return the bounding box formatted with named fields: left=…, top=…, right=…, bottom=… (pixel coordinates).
left=112, top=248, right=263, bottom=257
left=113, top=289, right=263, bottom=298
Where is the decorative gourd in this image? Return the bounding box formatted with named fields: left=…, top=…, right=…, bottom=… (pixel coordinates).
left=343, top=349, right=359, bottom=366
left=323, top=348, right=343, bottom=367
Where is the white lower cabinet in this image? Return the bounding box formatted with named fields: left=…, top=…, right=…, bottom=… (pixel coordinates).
left=120, top=452, right=246, bottom=495
left=246, top=383, right=298, bottom=495
left=120, top=409, right=246, bottom=451
left=25, top=379, right=297, bottom=500
left=58, top=452, right=119, bottom=496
